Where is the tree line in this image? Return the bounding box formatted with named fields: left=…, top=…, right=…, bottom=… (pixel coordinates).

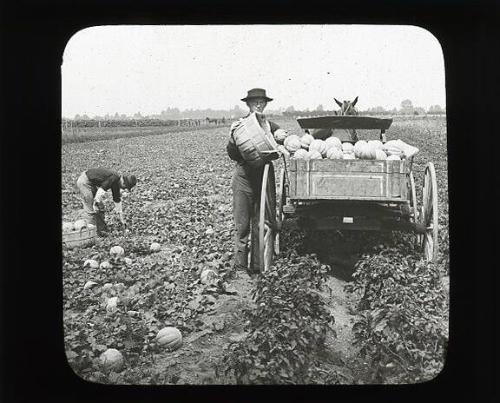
left=63, top=99, right=444, bottom=127
left=283, top=99, right=445, bottom=117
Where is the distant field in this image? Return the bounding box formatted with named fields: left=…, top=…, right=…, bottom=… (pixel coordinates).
left=61, top=123, right=230, bottom=144
left=61, top=115, right=445, bottom=144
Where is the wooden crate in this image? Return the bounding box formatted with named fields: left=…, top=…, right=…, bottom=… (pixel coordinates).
left=288, top=159, right=409, bottom=202
left=62, top=226, right=97, bottom=249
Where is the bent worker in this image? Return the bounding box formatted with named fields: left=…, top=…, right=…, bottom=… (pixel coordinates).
left=226, top=88, right=289, bottom=275
left=76, top=168, right=137, bottom=234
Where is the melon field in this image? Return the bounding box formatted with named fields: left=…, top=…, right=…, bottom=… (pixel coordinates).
left=62, top=115, right=449, bottom=384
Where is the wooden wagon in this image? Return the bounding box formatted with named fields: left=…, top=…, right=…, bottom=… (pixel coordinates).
left=253, top=115, right=439, bottom=272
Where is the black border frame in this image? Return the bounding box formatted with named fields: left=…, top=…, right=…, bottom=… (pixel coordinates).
left=1, top=0, right=498, bottom=402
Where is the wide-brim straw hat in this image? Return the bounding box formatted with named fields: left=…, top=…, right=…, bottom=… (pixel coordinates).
left=241, top=88, right=273, bottom=102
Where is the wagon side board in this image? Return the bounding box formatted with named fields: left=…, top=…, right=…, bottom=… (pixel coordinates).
left=289, top=159, right=409, bottom=202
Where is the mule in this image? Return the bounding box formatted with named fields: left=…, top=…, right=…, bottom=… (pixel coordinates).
left=334, top=96, right=359, bottom=142
left=312, top=96, right=359, bottom=142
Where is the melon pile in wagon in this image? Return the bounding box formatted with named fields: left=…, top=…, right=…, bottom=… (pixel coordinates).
left=284, top=134, right=417, bottom=161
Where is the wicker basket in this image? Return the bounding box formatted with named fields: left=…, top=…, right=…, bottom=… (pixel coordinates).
left=233, top=112, right=279, bottom=167
left=62, top=225, right=97, bottom=249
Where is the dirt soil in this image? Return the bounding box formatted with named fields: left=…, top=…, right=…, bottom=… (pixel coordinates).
left=144, top=264, right=361, bottom=385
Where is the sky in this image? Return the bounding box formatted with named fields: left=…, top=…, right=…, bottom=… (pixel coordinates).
left=62, top=25, right=446, bottom=118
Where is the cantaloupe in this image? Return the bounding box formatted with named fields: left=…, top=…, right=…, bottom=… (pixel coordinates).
left=382, top=140, right=405, bottom=157
left=325, top=136, right=342, bottom=150
left=375, top=149, right=387, bottom=160
left=156, top=327, right=182, bottom=350
left=284, top=135, right=301, bottom=153
left=99, top=261, right=112, bottom=269
left=309, top=139, right=327, bottom=156
left=200, top=268, right=219, bottom=284
left=110, top=246, right=124, bottom=256
left=99, top=348, right=124, bottom=372
left=274, top=129, right=288, bottom=142
left=150, top=242, right=161, bottom=252
left=354, top=140, right=368, bottom=158
left=292, top=148, right=308, bottom=159
left=326, top=147, right=343, bottom=159
left=368, top=139, right=384, bottom=150
left=355, top=140, right=378, bottom=160
left=304, top=150, right=323, bottom=160
left=342, top=142, right=354, bottom=153
left=106, top=297, right=119, bottom=312
left=300, top=133, right=314, bottom=149
left=83, top=259, right=99, bottom=269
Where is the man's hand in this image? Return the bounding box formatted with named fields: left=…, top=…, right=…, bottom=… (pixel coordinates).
left=93, top=200, right=104, bottom=212
left=114, top=202, right=126, bottom=225
left=277, top=145, right=290, bottom=158
left=95, top=187, right=106, bottom=203
left=119, top=212, right=126, bottom=226
left=114, top=201, right=123, bottom=214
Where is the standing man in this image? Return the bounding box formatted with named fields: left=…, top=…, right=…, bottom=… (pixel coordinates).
left=76, top=168, right=137, bottom=234
left=226, top=88, right=289, bottom=275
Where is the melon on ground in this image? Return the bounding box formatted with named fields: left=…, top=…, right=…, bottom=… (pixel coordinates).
left=150, top=242, right=161, bottom=252
left=110, top=246, right=125, bottom=256
left=156, top=327, right=183, bottom=350
left=99, top=348, right=124, bottom=372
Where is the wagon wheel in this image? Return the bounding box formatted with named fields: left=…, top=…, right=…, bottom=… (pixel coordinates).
left=419, top=162, right=439, bottom=261
left=257, top=163, right=277, bottom=273
left=275, top=167, right=286, bottom=255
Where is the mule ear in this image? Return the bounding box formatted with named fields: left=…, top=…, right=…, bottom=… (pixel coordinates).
left=334, top=98, right=343, bottom=107
left=352, top=96, right=359, bottom=107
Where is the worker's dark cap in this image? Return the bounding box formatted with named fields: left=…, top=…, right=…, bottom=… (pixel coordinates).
left=123, top=175, right=137, bottom=190
left=241, top=88, right=273, bottom=102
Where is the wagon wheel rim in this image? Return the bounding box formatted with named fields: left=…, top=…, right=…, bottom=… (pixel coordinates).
left=420, top=162, right=439, bottom=261
left=275, top=167, right=286, bottom=255
left=258, top=163, right=276, bottom=273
